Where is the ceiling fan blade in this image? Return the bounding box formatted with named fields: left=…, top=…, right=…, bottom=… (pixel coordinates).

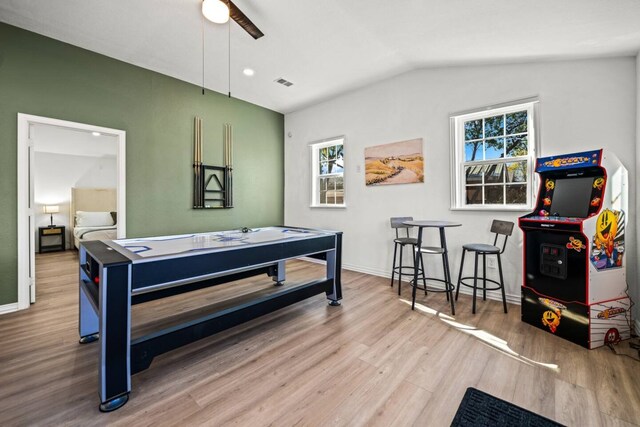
left=227, top=0, right=264, bottom=39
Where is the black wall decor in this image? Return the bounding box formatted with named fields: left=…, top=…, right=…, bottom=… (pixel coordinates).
left=193, top=118, right=233, bottom=209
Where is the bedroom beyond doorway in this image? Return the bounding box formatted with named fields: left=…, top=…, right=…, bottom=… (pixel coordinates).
left=17, top=114, right=126, bottom=310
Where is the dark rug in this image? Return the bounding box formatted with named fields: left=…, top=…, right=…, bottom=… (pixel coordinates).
left=451, top=387, right=564, bottom=427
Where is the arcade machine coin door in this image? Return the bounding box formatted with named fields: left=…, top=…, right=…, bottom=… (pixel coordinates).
left=539, top=244, right=567, bottom=280
left=519, top=149, right=631, bottom=349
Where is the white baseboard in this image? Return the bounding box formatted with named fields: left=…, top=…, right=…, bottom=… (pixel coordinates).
left=340, top=262, right=521, bottom=306
left=0, top=302, right=19, bottom=315
left=342, top=262, right=388, bottom=278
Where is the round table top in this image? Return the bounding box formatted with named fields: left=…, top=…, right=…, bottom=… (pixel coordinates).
left=403, top=220, right=462, bottom=228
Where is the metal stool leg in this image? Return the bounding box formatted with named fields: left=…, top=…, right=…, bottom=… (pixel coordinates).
left=419, top=250, right=427, bottom=295
left=497, top=253, right=508, bottom=313
left=411, top=228, right=423, bottom=311
left=441, top=253, right=449, bottom=302
left=439, top=228, right=455, bottom=315
left=444, top=252, right=455, bottom=315
left=472, top=252, right=479, bottom=314
left=391, top=242, right=398, bottom=287
left=398, top=244, right=404, bottom=295
left=482, top=253, right=487, bottom=301
left=455, top=248, right=466, bottom=301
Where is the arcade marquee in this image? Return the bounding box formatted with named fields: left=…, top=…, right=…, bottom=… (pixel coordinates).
left=519, top=149, right=631, bottom=349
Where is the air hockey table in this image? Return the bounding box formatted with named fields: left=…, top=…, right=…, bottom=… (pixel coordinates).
left=78, top=226, right=343, bottom=412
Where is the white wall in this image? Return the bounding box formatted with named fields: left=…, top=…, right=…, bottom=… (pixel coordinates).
left=285, top=57, right=637, bottom=308
left=34, top=152, right=117, bottom=249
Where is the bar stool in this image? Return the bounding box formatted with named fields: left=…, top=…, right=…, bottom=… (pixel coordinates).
left=390, top=217, right=426, bottom=296
left=455, top=220, right=514, bottom=314
left=405, top=220, right=461, bottom=315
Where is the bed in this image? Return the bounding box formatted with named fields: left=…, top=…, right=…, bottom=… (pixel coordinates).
left=70, top=188, right=118, bottom=249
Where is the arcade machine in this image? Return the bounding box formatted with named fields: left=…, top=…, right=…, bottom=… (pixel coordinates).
left=519, top=149, right=630, bottom=349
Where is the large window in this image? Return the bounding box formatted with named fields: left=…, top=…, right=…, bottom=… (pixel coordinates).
left=310, top=137, right=344, bottom=207
left=451, top=100, right=537, bottom=210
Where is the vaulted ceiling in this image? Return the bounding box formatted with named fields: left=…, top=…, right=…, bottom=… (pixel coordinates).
left=2, top=0, right=640, bottom=113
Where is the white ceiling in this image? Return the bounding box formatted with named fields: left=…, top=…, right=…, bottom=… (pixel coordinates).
left=33, top=123, right=117, bottom=157
left=2, top=0, right=640, bottom=113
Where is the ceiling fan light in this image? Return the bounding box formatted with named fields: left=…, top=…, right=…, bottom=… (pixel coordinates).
left=202, top=0, right=230, bottom=24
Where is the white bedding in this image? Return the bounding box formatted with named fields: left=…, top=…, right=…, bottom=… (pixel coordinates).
left=73, top=226, right=117, bottom=248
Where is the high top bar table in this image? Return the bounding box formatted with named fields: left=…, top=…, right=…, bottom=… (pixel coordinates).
left=403, top=220, right=461, bottom=315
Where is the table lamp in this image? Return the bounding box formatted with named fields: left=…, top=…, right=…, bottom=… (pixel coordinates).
left=43, top=205, right=59, bottom=227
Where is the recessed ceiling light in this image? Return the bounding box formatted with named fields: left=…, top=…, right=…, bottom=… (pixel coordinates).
left=92, top=132, right=101, bottom=137
left=243, top=68, right=255, bottom=77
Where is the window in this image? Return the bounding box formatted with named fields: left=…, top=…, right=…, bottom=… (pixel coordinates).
left=310, top=137, right=345, bottom=207
left=450, top=100, right=538, bottom=210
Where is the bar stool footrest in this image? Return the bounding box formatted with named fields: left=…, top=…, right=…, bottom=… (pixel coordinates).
left=393, top=266, right=425, bottom=276
left=458, top=276, right=503, bottom=292
left=410, top=277, right=454, bottom=293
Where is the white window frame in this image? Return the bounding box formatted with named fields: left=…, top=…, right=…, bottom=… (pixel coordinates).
left=310, top=136, right=345, bottom=208
left=450, top=98, right=539, bottom=211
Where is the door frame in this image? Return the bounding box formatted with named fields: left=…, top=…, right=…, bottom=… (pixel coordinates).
left=17, top=113, right=126, bottom=310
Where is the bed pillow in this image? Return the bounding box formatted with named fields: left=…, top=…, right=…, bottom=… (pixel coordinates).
left=75, top=211, right=115, bottom=227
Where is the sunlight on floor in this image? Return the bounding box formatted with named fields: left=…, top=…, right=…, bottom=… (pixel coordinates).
left=400, top=298, right=559, bottom=372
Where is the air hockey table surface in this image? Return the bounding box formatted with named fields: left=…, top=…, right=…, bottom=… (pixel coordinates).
left=105, top=226, right=332, bottom=261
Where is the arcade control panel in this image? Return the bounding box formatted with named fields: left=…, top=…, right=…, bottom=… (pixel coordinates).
left=524, top=216, right=583, bottom=222
left=520, top=215, right=585, bottom=233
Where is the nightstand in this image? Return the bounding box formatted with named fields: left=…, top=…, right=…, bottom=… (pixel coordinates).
left=39, top=226, right=66, bottom=253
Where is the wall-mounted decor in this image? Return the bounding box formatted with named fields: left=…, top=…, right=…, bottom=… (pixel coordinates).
left=365, top=138, right=424, bottom=186
left=193, top=117, right=233, bottom=209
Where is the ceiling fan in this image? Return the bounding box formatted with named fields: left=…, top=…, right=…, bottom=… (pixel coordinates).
left=202, top=0, right=264, bottom=39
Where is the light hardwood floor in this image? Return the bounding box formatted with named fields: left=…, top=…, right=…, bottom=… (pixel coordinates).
left=0, top=251, right=639, bottom=426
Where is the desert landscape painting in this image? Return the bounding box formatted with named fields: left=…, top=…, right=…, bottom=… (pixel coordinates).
left=365, top=138, right=424, bottom=186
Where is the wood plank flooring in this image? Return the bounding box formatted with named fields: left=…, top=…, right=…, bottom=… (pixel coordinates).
left=0, top=251, right=639, bottom=426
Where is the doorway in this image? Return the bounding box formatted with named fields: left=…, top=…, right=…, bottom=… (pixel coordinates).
left=17, top=114, right=126, bottom=310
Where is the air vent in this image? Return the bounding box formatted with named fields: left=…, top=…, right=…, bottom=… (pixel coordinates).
left=275, top=77, right=293, bottom=87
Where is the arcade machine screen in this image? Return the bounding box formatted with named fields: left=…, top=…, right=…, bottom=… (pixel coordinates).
left=549, top=177, right=593, bottom=218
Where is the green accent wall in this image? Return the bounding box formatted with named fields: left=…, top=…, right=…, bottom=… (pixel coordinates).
left=0, top=23, right=284, bottom=305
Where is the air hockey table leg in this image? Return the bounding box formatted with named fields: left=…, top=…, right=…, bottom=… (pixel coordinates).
left=79, top=246, right=99, bottom=344
left=79, top=285, right=99, bottom=344
left=325, top=238, right=343, bottom=306
left=270, top=260, right=286, bottom=286
left=99, top=393, right=129, bottom=412
left=98, top=263, right=132, bottom=412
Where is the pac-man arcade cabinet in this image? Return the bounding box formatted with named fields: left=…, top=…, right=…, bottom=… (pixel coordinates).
left=519, top=149, right=630, bottom=349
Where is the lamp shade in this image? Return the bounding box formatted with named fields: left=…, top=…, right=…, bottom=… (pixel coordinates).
left=202, top=0, right=230, bottom=24
left=43, top=205, right=60, bottom=214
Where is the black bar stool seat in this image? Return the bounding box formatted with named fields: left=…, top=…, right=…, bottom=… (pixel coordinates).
left=395, top=237, right=418, bottom=245
left=462, top=243, right=500, bottom=253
